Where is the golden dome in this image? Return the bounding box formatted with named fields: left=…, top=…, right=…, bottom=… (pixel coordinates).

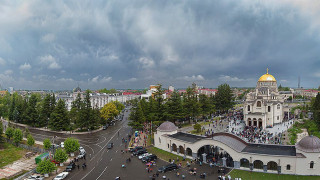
left=258, top=68, right=276, bottom=82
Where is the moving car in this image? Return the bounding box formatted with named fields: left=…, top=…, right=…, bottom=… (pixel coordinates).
left=142, top=154, right=157, bottom=162
left=158, top=163, right=178, bottom=173
left=107, top=143, right=114, bottom=149
left=133, top=149, right=147, bottom=156
left=53, top=172, right=69, bottom=180
left=79, top=147, right=85, bottom=151
left=138, top=153, right=151, bottom=160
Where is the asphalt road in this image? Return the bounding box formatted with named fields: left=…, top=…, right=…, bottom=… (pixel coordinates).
left=3, top=109, right=230, bottom=180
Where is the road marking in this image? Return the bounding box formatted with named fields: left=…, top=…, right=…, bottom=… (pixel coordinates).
left=80, top=166, right=95, bottom=180
left=116, top=150, right=118, bottom=153
left=96, top=166, right=108, bottom=180
left=110, top=158, right=112, bottom=161
left=90, top=127, right=122, bottom=161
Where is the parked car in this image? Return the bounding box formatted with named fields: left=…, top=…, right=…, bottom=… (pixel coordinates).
left=103, top=125, right=107, bottom=130
left=158, top=163, right=178, bottom=173
left=65, top=162, right=76, bottom=172
left=142, top=154, right=157, bottom=162
left=133, top=149, right=147, bottom=156
left=107, top=143, right=114, bottom=149
left=26, top=174, right=44, bottom=180
left=138, top=153, right=151, bottom=160
left=129, top=146, right=143, bottom=152
left=53, top=172, right=69, bottom=180
left=60, top=142, right=64, bottom=148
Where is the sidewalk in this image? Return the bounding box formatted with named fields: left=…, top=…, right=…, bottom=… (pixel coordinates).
left=0, top=155, right=37, bottom=179
left=1, top=119, right=102, bottom=135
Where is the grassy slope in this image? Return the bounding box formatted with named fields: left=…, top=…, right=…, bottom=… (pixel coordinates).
left=0, top=143, right=26, bottom=168
left=229, top=169, right=320, bottom=180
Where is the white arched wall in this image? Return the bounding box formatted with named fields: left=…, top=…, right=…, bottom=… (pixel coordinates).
left=158, top=136, right=298, bottom=174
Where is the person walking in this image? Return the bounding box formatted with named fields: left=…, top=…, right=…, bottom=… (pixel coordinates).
left=77, top=164, right=80, bottom=170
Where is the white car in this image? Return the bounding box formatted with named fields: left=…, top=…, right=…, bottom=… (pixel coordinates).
left=26, top=174, right=44, bottom=180
left=53, top=172, right=69, bottom=180
left=139, top=153, right=151, bottom=160
left=60, top=142, right=64, bottom=148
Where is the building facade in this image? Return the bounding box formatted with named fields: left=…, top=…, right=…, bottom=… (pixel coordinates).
left=154, top=121, right=320, bottom=176
left=243, top=69, right=286, bottom=129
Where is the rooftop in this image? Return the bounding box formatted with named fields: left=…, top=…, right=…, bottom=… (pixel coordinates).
left=242, top=144, right=296, bottom=156
left=168, top=132, right=204, bottom=143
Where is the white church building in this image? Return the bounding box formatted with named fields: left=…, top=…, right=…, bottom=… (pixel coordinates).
left=243, top=69, right=287, bottom=129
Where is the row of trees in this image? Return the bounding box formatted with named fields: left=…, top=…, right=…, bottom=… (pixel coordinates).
left=0, top=90, right=125, bottom=131
left=129, top=83, right=233, bottom=129
left=312, top=93, right=320, bottom=129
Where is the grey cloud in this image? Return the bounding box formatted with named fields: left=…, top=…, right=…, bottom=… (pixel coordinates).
left=0, top=0, right=320, bottom=90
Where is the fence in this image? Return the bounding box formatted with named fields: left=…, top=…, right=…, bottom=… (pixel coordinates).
left=14, top=168, right=36, bottom=180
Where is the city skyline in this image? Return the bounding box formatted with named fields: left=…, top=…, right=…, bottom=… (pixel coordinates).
left=0, top=1, right=320, bottom=90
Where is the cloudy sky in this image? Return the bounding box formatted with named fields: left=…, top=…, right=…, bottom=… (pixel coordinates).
left=0, top=0, right=320, bottom=90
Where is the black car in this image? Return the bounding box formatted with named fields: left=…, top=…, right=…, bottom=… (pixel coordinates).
left=158, top=163, right=178, bottom=173
left=142, top=154, right=157, bottom=162
left=129, top=146, right=143, bottom=152
left=107, top=143, right=114, bottom=149
left=133, top=149, right=147, bottom=156
left=65, top=162, right=76, bottom=172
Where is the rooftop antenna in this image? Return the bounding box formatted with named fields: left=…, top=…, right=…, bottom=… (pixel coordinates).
left=298, top=76, right=300, bottom=89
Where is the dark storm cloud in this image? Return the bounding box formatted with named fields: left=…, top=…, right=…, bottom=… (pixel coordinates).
left=0, top=0, right=319, bottom=90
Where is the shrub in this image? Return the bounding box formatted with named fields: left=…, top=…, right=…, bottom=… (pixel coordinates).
left=64, top=137, right=80, bottom=154
left=43, top=138, right=51, bottom=150
left=194, top=123, right=201, bottom=133
left=27, top=134, right=35, bottom=146
left=13, top=128, right=23, bottom=144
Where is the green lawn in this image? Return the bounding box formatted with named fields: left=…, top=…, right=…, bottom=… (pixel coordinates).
left=0, top=143, right=26, bottom=168
left=229, top=169, right=320, bottom=180
left=147, top=147, right=190, bottom=167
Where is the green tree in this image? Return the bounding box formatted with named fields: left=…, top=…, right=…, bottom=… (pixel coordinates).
left=54, top=148, right=68, bottom=164
left=27, top=134, right=35, bottom=146
left=64, top=137, right=80, bottom=155
left=100, top=102, right=119, bottom=123
left=0, top=121, right=3, bottom=143
left=25, top=94, right=39, bottom=126
left=194, top=123, right=201, bottom=133
left=113, top=101, right=125, bottom=112
left=312, top=93, right=320, bottom=129
left=199, top=94, right=211, bottom=118
left=153, top=84, right=166, bottom=121
left=128, top=102, right=145, bottom=129
left=184, top=86, right=201, bottom=122
left=5, top=127, right=14, bottom=140
left=13, top=128, right=23, bottom=145
left=79, top=90, right=95, bottom=130
left=166, top=91, right=184, bottom=123
left=36, top=159, right=56, bottom=175
left=70, top=93, right=82, bottom=127
left=49, top=99, right=69, bottom=131
left=215, top=84, right=234, bottom=113
left=43, top=138, right=51, bottom=150
left=38, top=94, right=51, bottom=127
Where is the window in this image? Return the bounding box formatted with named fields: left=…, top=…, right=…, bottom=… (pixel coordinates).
left=168, top=144, right=170, bottom=149
left=310, top=161, right=314, bottom=169
left=159, top=137, right=161, bottom=144
left=248, top=105, right=250, bottom=111
left=268, top=106, right=271, bottom=112
left=277, top=104, right=280, bottom=109
left=277, top=116, right=279, bottom=120
left=257, top=101, right=261, bottom=107
left=286, top=164, right=290, bottom=170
